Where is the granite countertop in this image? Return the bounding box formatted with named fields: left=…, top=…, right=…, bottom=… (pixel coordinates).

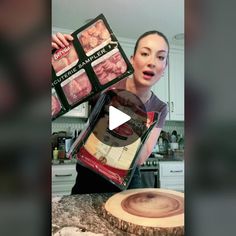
left=151, top=151, right=184, bottom=162
left=52, top=193, right=135, bottom=236
left=52, top=159, right=77, bottom=165
left=160, top=154, right=184, bottom=162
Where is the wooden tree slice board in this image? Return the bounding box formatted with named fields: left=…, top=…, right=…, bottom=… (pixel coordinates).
left=102, top=188, right=184, bottom=235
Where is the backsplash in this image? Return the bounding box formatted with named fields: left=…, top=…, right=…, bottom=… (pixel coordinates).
left=52, top=117, right=87, bottom=135
left=163, top=120, right=184, bottom=136
left=52, top=117, right=184, bottom=136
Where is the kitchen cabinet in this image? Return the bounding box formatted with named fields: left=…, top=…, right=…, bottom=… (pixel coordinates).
left=63, top=102, right=89, bottom=118
left=168, top=49, right=184, bottom=120
left=152, top=47, right=184, bottom=121
left=159, top=161, right=184, bottom=192
left=52, top=164, right=77, bottom=197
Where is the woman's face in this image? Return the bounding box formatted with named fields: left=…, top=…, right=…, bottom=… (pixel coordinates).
left=131, top=34, right=168, bottom=88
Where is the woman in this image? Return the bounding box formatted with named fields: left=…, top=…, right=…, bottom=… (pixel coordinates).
left=52, top=30, right=169, bottom=193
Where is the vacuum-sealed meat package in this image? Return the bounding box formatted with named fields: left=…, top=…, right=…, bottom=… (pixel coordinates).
left=51, top=14, right=134, bottom=120
left=67, top=90, right=159, bottom=190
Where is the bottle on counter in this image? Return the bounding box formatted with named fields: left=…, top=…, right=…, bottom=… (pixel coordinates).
left=158, top=137, right=164, bottom=153
left=65, top=138, right=73, bottom=153
left=178, top=134, right=184, bottom=150
left=53, top=147, right=59, bottom=160
left=171, top=130, right=178, bottom=143
left=153, top=143, right=159, bottom=153
left=58, top=137, right=66, bottom=160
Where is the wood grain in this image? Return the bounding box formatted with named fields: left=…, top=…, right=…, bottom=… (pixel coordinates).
left=102, top=188, right=184, bottom=235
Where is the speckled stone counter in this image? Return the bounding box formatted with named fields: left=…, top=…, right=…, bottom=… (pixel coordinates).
left=51, top=158, right=77, bottom=165
left=52, top=193, right=135, bottom=235
left=151, top=152, right=184, bottom=162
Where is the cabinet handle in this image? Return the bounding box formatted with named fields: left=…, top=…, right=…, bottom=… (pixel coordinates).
left=55, top=174, right=72, bottom=177
left=170, top=170, right=183, bottom=173
left=171, top=102, right=174, bottom=112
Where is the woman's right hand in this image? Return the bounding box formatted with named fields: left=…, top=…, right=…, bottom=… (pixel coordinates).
left=51, top=32, right=74, bottom=50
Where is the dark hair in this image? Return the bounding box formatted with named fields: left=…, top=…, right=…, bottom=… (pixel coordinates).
left=133, top=30, right=169, bottom=55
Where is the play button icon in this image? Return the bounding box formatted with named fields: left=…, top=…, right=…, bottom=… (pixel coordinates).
left=87, top=89, right=155, bottom=148
left=109, top=106, right=131, bottom=130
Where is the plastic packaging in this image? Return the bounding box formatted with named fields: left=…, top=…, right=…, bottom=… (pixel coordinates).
left=68, top=90, right=159, bottom=190
left=51, top=14, right=134, bottom=120
left=178, top=134, right=184, bottom=150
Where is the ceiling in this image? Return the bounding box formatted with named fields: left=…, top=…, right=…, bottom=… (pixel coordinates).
left=52, top=0, right=184, bottom=46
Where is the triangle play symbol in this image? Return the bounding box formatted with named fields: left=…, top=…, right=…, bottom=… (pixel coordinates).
left=109, top=106, right=131, bottom=130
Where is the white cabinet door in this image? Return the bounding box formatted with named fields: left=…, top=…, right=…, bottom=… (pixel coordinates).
left=169, top=49, right=184, bottom=121
left=151, top=70, right=169, bottom=120
left=52, top=164, right=77, bottom=197
left=159, top=161, right=184, bottom=192
left=159, top=162, right=184, bottom=178
left=63, top=102, right=89, bottom=118
left=152, top=48, right=184, bottom=121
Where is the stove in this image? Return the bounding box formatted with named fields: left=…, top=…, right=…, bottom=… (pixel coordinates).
left=140, top=155, right=161, bottom=170
left=139, top=155, right=162, bottom=188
